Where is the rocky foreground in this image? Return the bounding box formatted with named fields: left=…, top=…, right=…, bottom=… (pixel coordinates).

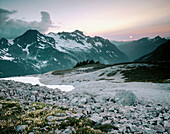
left=0, top=80, right=170, bottom=133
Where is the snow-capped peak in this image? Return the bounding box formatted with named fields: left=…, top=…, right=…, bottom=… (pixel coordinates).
left=48, top=31, right=92, bottom=52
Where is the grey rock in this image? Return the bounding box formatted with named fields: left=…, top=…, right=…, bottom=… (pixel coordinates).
left=94, top=96, right=103, bottom=103
left=31, top=107, right=36, bottom=111
left=163, top=113, right=170, bottom=120
left=70, top=127, right=76, bottom=133
left=128, top=124, right=138, bottom=132
left=41, top=127, right=47, bottom=133
left=85, top=107, right=91, bottom=114
left=28, top=132, right=34, bottom=134
left=80, top=97, right=87, bottom=104
left=152, top=124, right=165, bottom=133
left=26, top=120, right=32, bottom=124
left=71, top=113, right=83, bottom=119
left=119, top=118, right=128, bottom=124
left=63, top=128, right=72, bottom=134
left=24, top=105, right=29, bottom=109
left=108, top=107, right=115, bottom=112
left=46, top=116, right=58, bottom=122
left=101, top=120, right=112, bottom=125
left=118, top=125, right=126, bottom=133
left=15, top=125, right=28, bottom=132
left=164, top=121, right=170, bottom=131
left=115, top=91, right=138, bottom=106
left=57, top=116, right=68, bottom=121
left=30, top=95, right=35, bottom=102
left=143, top=127, right=156, bottom=134
left=99, top=112, right=112, bottom=118
left=0, top=104, right=2, bottom=109
left=55, top=129, right=62, bottom=134
left=70, top=98, right=79, bottom=106
left=90, top=114, right=103, bottom=123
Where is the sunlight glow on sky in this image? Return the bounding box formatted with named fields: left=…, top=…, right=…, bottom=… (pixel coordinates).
left=0, top=0, right=170, bottom=40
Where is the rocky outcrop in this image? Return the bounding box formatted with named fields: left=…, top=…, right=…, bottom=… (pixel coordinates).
left=115, top=91, right=138, bottom=106
left=0, top=80, right=169, bottom=133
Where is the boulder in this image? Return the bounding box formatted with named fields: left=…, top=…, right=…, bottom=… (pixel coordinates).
left=114, top=91, right=138, bottom=106
left=90, top=114, right=103, bottom=123
left=46, top=116, right=58, bottom=122
left=63, top=128, right=72, bottom=134
left=101, top=120, right=112, bottom=125
left=15, top=125, right=28, bottom=132
left=152, top=124, right=165, bottom=133
left=70, top=98, right=79, bottom=106
left=0, top=104, right=2, bottom=109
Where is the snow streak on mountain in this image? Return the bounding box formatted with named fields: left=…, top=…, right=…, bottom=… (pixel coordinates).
left=0, top=29, right=128, bottom=77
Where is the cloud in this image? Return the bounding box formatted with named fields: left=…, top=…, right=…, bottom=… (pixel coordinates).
left=0, top=8, right=17, bottom=25
left=0, top=8, right=52, bottom=39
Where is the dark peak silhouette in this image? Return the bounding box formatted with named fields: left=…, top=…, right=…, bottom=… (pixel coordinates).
left=73, top=30, right=84, bottom=35
left=0, top=37, right=9, bottom=48
left=0, top=37, right=8, bottom=43
left=136, top=40, right=170, bottom=62
left=14, top=29, right=41, bottom=44
left=154, top=36, right=162, bottom=40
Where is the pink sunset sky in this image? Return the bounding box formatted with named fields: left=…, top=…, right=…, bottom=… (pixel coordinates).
left=0, top=0, right=170, bottom=40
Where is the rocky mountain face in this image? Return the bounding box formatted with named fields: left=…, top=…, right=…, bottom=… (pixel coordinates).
left=116, top=36, right=168, bottom=61
left=136, top=40, right=170, bottom=62
left=0, top=29, right=128, bottom=77
left=48, top=30, right=128, bottom=64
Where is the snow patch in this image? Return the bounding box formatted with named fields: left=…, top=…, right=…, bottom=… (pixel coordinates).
left=48, top=33, right=92, bottom=52
left=23, top=44, right=31, bottom=55
left=95, top=42, right=103, bottom=47
left=8, top=39, right=13, bottom=44
left=1, top=76, right=74, bottom=92
left=38, top=43, right=46, bottom=49
left=54, top=58, right=57, bottom=61
left=1, top=56, right=14, bottom=61
left=42, top=61, right=48, bottom=64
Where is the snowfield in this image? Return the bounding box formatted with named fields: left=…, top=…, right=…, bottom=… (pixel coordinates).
left=1, top=76, right=75, bottom=92
left=38, top=63, right=170, bottom=104
left=72, top=81, right=170, bottom=104
left=1, top=63, right=170, bottom=104
left=0, top=63, right=170, bottom=134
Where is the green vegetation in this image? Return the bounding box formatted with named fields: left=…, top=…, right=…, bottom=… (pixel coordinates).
left=121, top=63, right=170, bottom=83
left=0, top=99, right=118, bottom=134
left=58, top=106, right=69, bottom=111
left=107, top=71, right=117, bottom=77
left=74, top=60, right=100, bottom=68
left=52, top=60, right=108, bottom=75
left=97, top=78, right=115, bottom=81
left=94, top=124, right=118, bottom=133
left=51, top=68, right=73, bottom=75
left=0, top=100, right=64, bottom=133
left=98, top=72, right=105, bottom=77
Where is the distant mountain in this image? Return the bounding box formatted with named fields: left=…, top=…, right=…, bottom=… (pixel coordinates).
left=48, top=30, right=128, bottom=64
left=0, top=30, right=75, bottom=77
left=136, top=41, right=170, bottom=62
left=0, top=29, right=128, bottom=77
left=165, top=36, right=170, bottom=40
left=111, top=40, right=133, bottom=46
left=116, top=36, right=168, bottom=61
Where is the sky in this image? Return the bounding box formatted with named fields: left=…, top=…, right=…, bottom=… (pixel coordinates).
left=0, top=0, right=170, bottom=41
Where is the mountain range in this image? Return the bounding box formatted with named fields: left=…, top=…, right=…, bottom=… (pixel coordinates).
left=114, top=36, right=168, bottom=61
left=136, top=40, right=170, bottom=62
left=0, top=29, right=128, bottom=77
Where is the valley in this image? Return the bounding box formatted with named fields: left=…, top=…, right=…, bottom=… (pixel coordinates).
left=0, top=30, right=170, bottom=134
left=0, top=62, right=170, bottom=133
left=1, top=0, right=170, bottom=133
